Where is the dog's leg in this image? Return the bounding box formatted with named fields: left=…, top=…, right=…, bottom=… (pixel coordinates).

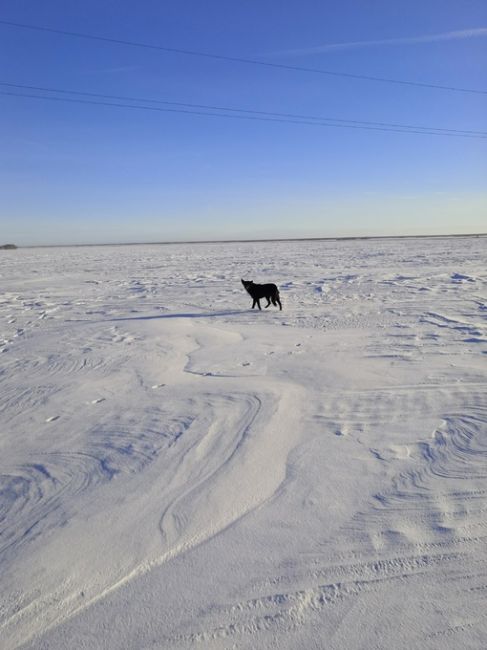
left=256, top=299, right=261, bottom=310
left=276, top=296, right=282, bottom=310
left=265, top=298, right=271, bottom=308
left=252, top=299, right=256, bottom=309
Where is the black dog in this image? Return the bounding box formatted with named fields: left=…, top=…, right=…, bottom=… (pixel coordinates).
left=241, top=279, right=282, bottom=310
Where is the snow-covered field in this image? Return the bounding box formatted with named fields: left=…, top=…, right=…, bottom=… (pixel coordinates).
left=1, top=236, right=486, bottom=649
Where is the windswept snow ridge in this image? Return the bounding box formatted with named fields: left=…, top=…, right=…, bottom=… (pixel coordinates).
left=0, top=237, right=486, bottom=649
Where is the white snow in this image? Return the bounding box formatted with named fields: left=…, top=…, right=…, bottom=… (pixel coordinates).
left=1, top=236, right=486, bottom=649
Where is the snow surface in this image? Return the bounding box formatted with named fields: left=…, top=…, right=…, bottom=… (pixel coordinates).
left=1, top=236, right=486, bottom=649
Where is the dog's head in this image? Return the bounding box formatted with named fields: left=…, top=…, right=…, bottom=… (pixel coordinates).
left=241, top=279, right=253, bottom=291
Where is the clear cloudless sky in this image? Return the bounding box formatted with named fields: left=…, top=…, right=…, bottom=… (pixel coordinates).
left=1, top=0, right=486, bottom=245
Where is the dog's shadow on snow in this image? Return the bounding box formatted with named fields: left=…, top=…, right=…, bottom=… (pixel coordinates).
left=110, top=310, right=251, bottom=322
left=67, top=310, right=272, bottom=325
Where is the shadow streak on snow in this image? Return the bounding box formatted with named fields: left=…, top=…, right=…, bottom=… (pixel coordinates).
left=66, top=310, right=254, bottom=324
left=110, top=310, right=249, bottom=321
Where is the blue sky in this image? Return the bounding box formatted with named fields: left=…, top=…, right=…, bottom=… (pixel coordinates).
left=1, top=0, right=486, bottom=245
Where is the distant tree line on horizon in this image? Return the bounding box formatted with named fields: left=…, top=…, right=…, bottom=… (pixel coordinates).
left=0, top=244, right=17, bottom=249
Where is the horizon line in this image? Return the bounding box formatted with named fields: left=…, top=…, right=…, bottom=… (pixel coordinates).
left=8, top=232, right=487, bottom=249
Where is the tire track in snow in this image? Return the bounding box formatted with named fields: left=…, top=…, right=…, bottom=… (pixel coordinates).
left=165, top=551, right=463, bottom=647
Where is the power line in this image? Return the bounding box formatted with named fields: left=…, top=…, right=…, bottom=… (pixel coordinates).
left=1, top=81, right=484, bottom=136
left=0, top=19, right=485, bottom=96
left=2, top=90, right=486, bottom=139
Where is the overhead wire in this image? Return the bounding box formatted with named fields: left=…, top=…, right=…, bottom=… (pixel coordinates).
left=2, top=89, right=486, bottom=139
left=1, top=81, right=485, bottom=136
left=0, top=19, right=486, bottom=96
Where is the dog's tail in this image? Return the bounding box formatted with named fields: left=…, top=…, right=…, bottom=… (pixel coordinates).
left=273, top=287, right=282, bottom=310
